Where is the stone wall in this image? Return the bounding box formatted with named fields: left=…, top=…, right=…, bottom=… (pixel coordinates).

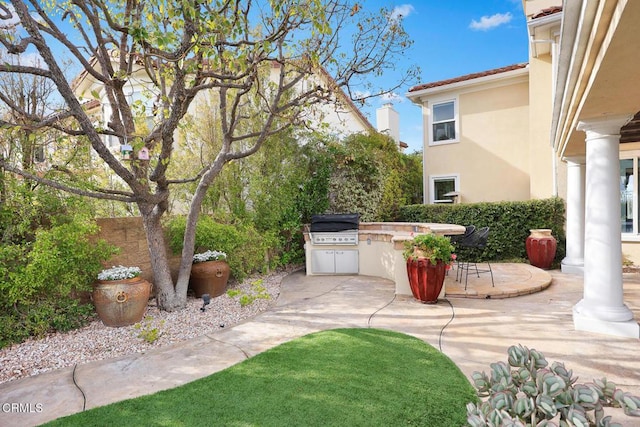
left=95, top=217, right=177, bottom=284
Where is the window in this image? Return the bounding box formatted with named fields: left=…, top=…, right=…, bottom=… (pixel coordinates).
left=430, top=174, right=459, bottom=204
left=430, top=99, right=458, bottom=145
left=620, top=158, right=637, bottom=234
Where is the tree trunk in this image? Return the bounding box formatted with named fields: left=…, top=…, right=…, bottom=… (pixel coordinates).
left=173, top=155, right=229, bottom=306
left=140, top=208, right=187, bottom=311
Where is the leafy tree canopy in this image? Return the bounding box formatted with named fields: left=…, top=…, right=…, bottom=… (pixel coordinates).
left=0, top=0, right=418, bottom=311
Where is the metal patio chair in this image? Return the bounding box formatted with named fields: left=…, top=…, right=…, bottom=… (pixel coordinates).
left=455, top=226, right=494, bottom=290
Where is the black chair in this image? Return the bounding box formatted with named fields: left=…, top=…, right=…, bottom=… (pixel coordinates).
left=455, top=226, right=494, bottom=289
left=454, top=227, right=479, bottom=282
left=449, top=225, right=476, bottom=247
left=446, top=225, right=475, bottom=276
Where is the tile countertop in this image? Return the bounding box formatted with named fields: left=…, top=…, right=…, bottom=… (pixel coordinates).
left=354, top=222, right=465, bottom=249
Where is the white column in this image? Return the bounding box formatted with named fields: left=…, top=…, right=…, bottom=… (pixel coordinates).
left=574, top=115, right=639, bottom=338
left=561, top=157, right=585, bottom=274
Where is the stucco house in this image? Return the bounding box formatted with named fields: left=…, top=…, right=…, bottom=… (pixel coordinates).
left=406, top=3, right=561, bottom=206
left=406, top=62, right=537, bottom=204
left=71, top=57, right=377, bottom=154
left=408, top=0, right=640, bottom=338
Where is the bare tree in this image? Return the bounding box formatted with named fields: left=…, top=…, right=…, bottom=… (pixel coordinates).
left=0, top=0, right=417, bottom=311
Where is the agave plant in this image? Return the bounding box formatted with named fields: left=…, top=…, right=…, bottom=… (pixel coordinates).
left=466, top=345, right=640, bottom=427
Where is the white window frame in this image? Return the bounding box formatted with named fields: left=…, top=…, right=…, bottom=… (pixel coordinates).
left=620, top=155, right=639, bottom=237
left=428, top=97, right=459, bottom=146
left=429, top=174, right=460, bottom=204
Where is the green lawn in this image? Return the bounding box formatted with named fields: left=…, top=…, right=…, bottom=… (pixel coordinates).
left=47, top=328, right=477, bottom=426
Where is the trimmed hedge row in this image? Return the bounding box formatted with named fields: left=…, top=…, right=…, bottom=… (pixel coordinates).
left=398, top=197, right=566, bottom=265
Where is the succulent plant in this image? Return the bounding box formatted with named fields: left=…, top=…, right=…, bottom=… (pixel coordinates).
left=467, top=344, right=640, bottom=427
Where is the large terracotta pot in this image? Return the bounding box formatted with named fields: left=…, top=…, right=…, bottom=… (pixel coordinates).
left=406, top=258, right=446, bottom=304
left=189, top=260, right=231, bottom=298
left=525, top=229, right=557, bottom=270
left=92, top=277, right=152, bottom=327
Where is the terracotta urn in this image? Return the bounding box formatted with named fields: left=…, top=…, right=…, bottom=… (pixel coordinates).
left=406, top=258, right=447, bottom=304
left=189, top=260, right=231, bottom=298
left=92, top=277, right=152, bottom=327
left=525, top=229, right=557, bottom=270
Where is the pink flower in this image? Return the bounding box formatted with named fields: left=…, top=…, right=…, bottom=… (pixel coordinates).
left=451, top=253, right=457, bottom=260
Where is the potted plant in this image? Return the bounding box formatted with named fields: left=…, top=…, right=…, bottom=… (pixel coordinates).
left=403, top=233, right=456, bottom=304
left=189, top=250, right=230, bottom=298
left=93, top=265, right=152, bottom=327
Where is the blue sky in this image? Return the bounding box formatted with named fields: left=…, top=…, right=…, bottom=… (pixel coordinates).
left=2, top=1, right=529, bottom=155
left=359, top=1, right=530, bottom=153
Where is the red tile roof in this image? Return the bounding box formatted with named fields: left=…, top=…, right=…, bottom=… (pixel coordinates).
left=408, top=63, right=528, bottom=92
left=531, top=6, right=562, bottom=20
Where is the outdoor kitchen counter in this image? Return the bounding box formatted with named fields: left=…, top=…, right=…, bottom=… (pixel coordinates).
left=304, top=222, right=465, bottom=296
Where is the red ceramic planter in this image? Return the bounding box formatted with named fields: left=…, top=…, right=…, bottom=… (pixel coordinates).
left=525, top=229, right=557, bottom=270
left=406, top=258, right=446, bottom=304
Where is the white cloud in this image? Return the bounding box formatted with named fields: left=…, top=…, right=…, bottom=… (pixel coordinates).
left=469, top=12, right=512, bottom=31
left=389, top=4, right=415, bottom=22
left=0, top=3, right=20, bottom=30
left=380, top=92, right=403, bottom=103
left=18, top=52, right=46, bottom=67
left=352, top=90, right=371, bottom=102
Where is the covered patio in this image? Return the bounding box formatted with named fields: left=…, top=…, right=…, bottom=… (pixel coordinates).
left=553, top=0, right=640, bottom=338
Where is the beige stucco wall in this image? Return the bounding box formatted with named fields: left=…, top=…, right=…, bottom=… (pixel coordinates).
left=423, top=80, right=530, bottom=203
left=528, top=55, right=557, bottom=198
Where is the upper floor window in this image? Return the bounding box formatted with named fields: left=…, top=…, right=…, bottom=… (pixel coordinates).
left=430, top=99, right=459, bottom=145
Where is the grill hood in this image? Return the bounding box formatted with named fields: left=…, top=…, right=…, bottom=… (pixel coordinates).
left=310, top=213, right=359, bottom=232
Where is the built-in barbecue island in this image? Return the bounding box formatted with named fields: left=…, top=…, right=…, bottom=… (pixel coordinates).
left=303, top=215, right=465, bottom=296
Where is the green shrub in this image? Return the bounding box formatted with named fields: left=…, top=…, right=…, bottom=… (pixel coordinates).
left=13, top=216, right=116, bottom=302
left=166, top=215, right=271, bottom=282
left=134, top=316, right=165, bottom=344
left=399, top=198, right=566, bottom=265
left=0, top=184, right=94, bottom=245
left=325, top=133, right=423, bottom=222
left=0, top=215, right=116, bottom=348
left=227, top=278, right=271, bottom=307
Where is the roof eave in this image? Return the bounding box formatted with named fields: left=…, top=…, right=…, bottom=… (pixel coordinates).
left=406, top=66, right=529, bottom=103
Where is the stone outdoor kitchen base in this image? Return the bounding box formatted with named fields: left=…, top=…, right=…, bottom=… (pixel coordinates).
left=304, top=222, right=465, bottom=297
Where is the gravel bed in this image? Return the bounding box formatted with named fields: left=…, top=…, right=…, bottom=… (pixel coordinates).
left=0, top=267, right=296, bottom=385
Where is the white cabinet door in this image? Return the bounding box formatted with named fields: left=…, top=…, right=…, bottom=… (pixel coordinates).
left=311, top=249, right=359, bottom=274
left=311, top=250, right=336, bottom=273
left=335, top=250, right=359, bottom=274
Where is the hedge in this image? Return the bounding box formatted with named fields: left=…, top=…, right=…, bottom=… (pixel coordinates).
left=398, top=197, right=565, bottom=265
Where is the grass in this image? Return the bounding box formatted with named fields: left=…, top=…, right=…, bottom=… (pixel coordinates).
left=46, top=328, right=477, bottom=426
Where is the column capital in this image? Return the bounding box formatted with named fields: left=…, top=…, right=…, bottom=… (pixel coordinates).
left=563, top=155, right=585, bottom=165
left=577, top=114, right=633, bottom=136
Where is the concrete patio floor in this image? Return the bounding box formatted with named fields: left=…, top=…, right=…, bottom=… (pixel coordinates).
left=1, top=263, right=639, bottom=426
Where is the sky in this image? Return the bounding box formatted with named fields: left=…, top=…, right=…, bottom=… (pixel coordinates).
left=358, top=1, right=530, bottom=153
left=1, top=1, right=529, bottom=155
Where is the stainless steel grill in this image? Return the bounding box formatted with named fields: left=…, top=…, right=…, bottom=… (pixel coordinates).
left=309, top=213, right=359, bottom=246
left=310, top=230, right=359, bottom=245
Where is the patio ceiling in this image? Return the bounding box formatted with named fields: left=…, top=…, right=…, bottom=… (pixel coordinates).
left=552, top=0, right=640, bottom=158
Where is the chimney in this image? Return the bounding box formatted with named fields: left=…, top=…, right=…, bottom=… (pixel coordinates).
left=376, top=103, right=400, bottom=144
